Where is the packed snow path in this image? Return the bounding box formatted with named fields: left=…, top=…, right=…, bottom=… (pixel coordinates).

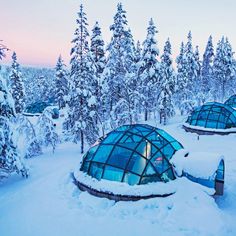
left=1, top=120, right=236, bottom=236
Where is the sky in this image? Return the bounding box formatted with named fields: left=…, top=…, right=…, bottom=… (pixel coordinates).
left=1, top=0, right=236, bottom=67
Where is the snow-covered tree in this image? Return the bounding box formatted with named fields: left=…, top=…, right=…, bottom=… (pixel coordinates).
left=55, top=55, right=68, bottom=109
left=0, top=75, right=28, bottom=178
left=13, top=114, right=42, bottom=158
left=9, top=52, right=25, bottom=113
left=64, top=4, right=98, bottom=153
left=90, top=21, right=106, bottom=126
left=212, top=37, right=235, bottom=101
left=138, top=18, right=160, bottom=121
left=101, top=3, right=128, bottom=115
left=201, top=35, right=214, bottom=101
left=175, top=32, right=199, bottom=115
left=0, top=40, right=8, bottom=63
left=159, top=39, right=175, bottom=125
left=135, top=40, right=142, bottom=64
left=36, top=109, right=59, bottom=153
left=91, top=21, right=106, bottom=76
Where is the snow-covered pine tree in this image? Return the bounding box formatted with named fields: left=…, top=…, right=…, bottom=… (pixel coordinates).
left=55, top=55, right=68, bottom=109
left=135, top=40, right=142, bottom=64
left=9, top=52, right=25, bottom=114
left=91, top=21, right=106, bottom=76
left=159, top=39, right=175, bottom=125
left=0, top=75, right=28, bottom=178
left=101, top=2, right=128, bottom=118
left=212, top=37, right=235, bottom=101
left=90, top=21, right=106, bottom=128
left=138, top=18, right=160, bottom=121
left=64, top=4, right=98, bottom=153
left=193, top=45, right=203, bottom=105
left=201, top=35, right=214, bottom=102
left=0, top=40, right=8, bottom=62
left=175, top=32, right=198, bottom=115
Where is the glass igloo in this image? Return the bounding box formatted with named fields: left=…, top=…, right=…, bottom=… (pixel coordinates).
left=225, top=95, right=236, bottom=109
left=185, top=102, right=236, bottom=130
left=80, top=124, right=183, bottom=186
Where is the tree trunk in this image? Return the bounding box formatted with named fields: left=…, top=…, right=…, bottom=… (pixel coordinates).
left=80, top=130, right=84, bottom=154
left=144, top=109, right=148, bottom=121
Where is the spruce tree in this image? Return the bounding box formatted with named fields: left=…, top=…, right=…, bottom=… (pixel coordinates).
left=101, top=2, right=128, bottom=116
left=138, top=18, right=160, bottom=121
left=55, top=55, right=68, bottom=109
left=9, top=52, right=25, bottom=114
left=212, top=37, right=235, bottom=101
left=159, top=39, right=175, bottom=125
left=64, top=4, right=98, bottom=153
left=201, top=35, right=214, bottom=101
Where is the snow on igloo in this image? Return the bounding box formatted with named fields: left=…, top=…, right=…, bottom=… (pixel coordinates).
left=183, top=102, right=236, bottom=135
left=73, top=124, right=224, bottom=201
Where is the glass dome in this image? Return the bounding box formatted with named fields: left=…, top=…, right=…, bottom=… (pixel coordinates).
left=225, top=95, right=236, bottom=109
left=80, top=124, right=183, bottom=186
left=186, top=102, right=236, bottom=129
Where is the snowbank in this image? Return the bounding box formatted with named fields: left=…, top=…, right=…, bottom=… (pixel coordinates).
left=171, top=149, right=224, bottom=180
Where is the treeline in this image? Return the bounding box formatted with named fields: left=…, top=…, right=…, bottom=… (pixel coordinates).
left=57, top=3, right=236, bottom=153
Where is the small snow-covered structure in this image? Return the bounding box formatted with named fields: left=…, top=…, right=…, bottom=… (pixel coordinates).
left=225, top=94, right=236, bottom=109
left=171, top=150, right=225, bottom=195
left=73, top=124, right=225, bottom=201
left=183, top=102, right=236, bottom=135
left=73, top=124, right=183, bottom=200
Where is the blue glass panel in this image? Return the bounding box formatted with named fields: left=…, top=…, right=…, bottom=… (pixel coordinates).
left=196, top=120, right=206, bottom=127
left=85, top=145, right=99, bottom=161
left=143, top=163, right=156, bottom=175
left=207, top=112, right=219, bottom=121
left=107, top=146, right=131, bottom=169
left=81, top=161, right=90, bottom=172
left=171, top=141, right=183, bottom=150
left=205, top=121, right=217, bottom=129
left=151, top=155, right=170, bottom=174
left=123, top=173, right=140, bottom=185
left=92, top=145, right=113, bottom=163
left=218, top=114, right=227, bottom=123
left=157, top=130, right=176, bottom=142
left=89, top=162, right=104, bottom=180
left=102, top=132, right=124, bottom=144
left=216, top=160, right=224, bottom=181
left=126, top=153, right=147, bottom=174
left=103, top=166, right=124, bottom=182
left=135, top=141, right=146, bottom=156
left=217, top=122, right=225, bottom=129
left=161, top=144, right=175, bottom=160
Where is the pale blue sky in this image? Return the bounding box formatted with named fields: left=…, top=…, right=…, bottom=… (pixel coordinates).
left=1, top=0, right=235, bottom=67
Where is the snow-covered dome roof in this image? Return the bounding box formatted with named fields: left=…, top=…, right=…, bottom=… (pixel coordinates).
left=79, top=124, right=183, bottom=186
left=225, top=94, right=236, bottom=109
left=186, top=102, right=236, bottom=130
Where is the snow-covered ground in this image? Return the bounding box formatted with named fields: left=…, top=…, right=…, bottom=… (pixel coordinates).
left=1, top=117, right=236, bottom=236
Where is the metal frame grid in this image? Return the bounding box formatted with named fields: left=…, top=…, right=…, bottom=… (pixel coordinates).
left=225, top=95, right=236, bottom=109
left=186, top=102, right=236, bottom=129
left=80, top=124, right=183, bottom=186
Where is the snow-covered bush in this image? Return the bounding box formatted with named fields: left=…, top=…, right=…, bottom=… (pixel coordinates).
left=36, top=110, right=59, bottom=153
left=13, top=114, right=42, bottom=158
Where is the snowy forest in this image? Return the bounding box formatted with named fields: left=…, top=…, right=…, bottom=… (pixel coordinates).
left=1, top=3, right=236, bottom=178
left=2, top=2, right=236, bottom=236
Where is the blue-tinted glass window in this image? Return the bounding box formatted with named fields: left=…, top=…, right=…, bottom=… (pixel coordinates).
left=89, top=162, right=104, bottom=180
left=103, top=166, right=124, bottom=182
left=126, top=153, right=146, bottom=175
left=123, top=173, right=140, bottom=185
left=107, top=146, right=131, bottom=169
left=92, top=145, right=113, bottom=163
